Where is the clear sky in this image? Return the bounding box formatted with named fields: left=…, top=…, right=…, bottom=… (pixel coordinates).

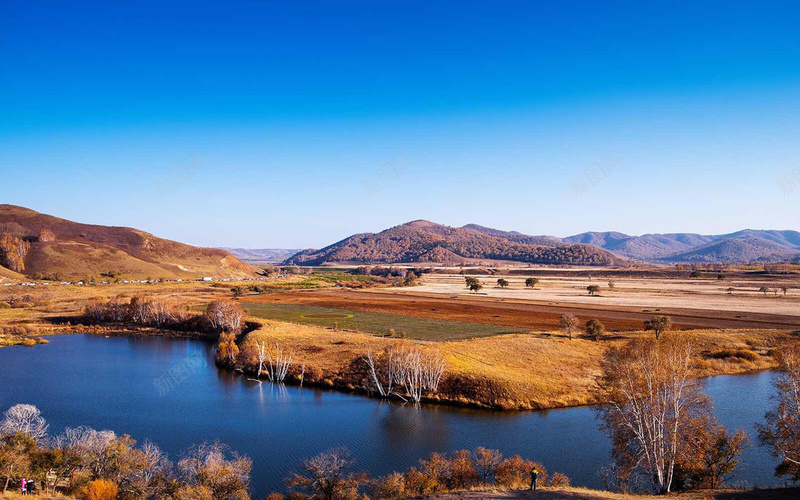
left=2, top=1, right=799, bottom=248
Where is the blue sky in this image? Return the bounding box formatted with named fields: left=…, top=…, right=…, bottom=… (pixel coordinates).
left=2, top=1, right=799, bottom=248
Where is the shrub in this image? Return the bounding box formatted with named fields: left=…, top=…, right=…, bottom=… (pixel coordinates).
left=710, top=349, right=760, bottom=362
left=371, top=472, right=406, bottom=499
left=585, top=319, right=605, bottom=340
left=0, top=301, right=10, bottom=309
left=548, top=472, right=571, bottom=487
left=21, top=338, right=36, bottom=346
left=403, top=467, right=432, bottom=496
left=173, top=485, right=213, bottom=500
left=495, top=455, right=547, bottom=489
left=81, top=479, right=119, bottom=500
left=448, top=449, right=479, bottom=489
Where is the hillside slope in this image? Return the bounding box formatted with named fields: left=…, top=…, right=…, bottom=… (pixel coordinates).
left=0, top=205, right=256, bottom=280
left=285, top=220, right=619, bottom=266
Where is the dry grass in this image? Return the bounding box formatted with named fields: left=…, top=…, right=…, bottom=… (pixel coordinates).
left=244, top=317, right=791, bottom=409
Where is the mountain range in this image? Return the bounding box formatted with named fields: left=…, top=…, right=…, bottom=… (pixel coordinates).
left=222, top=248, right=302, bottom=264
left=284, top=221, right=800, bottom=265
left=284, top=220, right=619, bottom=266
left=0, top=205, right=255, bottom=280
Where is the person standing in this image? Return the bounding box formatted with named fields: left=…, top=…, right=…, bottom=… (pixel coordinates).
left=21, top=477, right=27, bottom=495
left=530, top=466, right=539, bottom=491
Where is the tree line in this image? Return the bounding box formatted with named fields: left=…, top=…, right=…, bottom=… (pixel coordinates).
left=84, top=297, right=245, bottom=337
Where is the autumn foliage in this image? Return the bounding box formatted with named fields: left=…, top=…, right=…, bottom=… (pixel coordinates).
left=81, top=479, right=119, bottom=500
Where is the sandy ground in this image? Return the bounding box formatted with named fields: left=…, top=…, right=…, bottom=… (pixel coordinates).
left=414, top=274, right=800, bottom=317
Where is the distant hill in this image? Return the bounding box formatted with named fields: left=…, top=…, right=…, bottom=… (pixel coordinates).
left=285, top=222, right=800, bottom=266
left=0, top=205, right=256, bottom=280
left=564, top=229, right=800, bottom=263
left=222, top=248, right=302, bottom=263
left=284, top=220, right=619, bottom=266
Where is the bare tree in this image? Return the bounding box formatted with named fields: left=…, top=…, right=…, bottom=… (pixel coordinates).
left=178, top=441, right=251, bottom=500
left=205, top=301, right=244, bottom=333
left=0, top=404, right=48, bottom=442
left=288, top=448, right=364, bottom=500
left=119, top=440, right=172, bottom=500
left=597, top=336, right=740, bottom=493
left=559, top=314, right=579, bottom=340
left=474, top=447, right=503, bottom=484
left=256, top=341, right=267, bottom=378
left=758, top=343, right=800, bottom=480
left=365, top=345, right=446, bottom=403
left=265, top=343, right=293, bottom=383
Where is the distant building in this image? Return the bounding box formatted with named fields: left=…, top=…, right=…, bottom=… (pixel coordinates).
left=201, top=277, right=213, bottom=281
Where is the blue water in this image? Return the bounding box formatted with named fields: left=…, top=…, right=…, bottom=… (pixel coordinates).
left=0, top=335, right=785, bottom=497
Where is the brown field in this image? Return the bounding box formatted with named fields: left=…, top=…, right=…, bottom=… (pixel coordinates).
left=244, top=286, right=800, bottom=331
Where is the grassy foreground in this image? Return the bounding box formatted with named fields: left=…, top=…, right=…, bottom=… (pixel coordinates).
left=412, top=486, right=800, bottom=499
left=3, top=486, right=799, bottom=500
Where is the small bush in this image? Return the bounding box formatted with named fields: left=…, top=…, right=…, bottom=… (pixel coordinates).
left=371, top=472, right=406, bottom=499
left=21, top=338, right=36, bottom=346
left=495, top=456, right=547, bottom=489
left=36, top=337, right=49, bottom=344
left=548, top=472, right=571, bottom=487
left=0, top=301, right=10, bottom=309
left=710, top=349, right=760, bottom=362
left=81, top=479, right=118, bottom=500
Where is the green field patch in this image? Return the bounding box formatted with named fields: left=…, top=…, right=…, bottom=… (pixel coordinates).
left=242, top=303, right=528, bottom=341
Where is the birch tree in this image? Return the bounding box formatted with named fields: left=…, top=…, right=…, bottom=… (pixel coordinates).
left=0, top=404, right=48, bottom=442
left=598, top=336, right=734, bottom=493
left=758, top=343, right=800, bottom=480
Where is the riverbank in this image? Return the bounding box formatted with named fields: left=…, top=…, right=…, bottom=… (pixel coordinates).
left=238, top=317, right=792, bottom=410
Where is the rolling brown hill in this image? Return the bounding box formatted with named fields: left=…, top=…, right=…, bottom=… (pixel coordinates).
left=285, top=220, right=620, bottom=266
left=0, top=205, right=256, bottom=280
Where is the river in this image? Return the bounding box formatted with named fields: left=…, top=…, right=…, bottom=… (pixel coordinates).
left=0, top=334, right=787, bottom=497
